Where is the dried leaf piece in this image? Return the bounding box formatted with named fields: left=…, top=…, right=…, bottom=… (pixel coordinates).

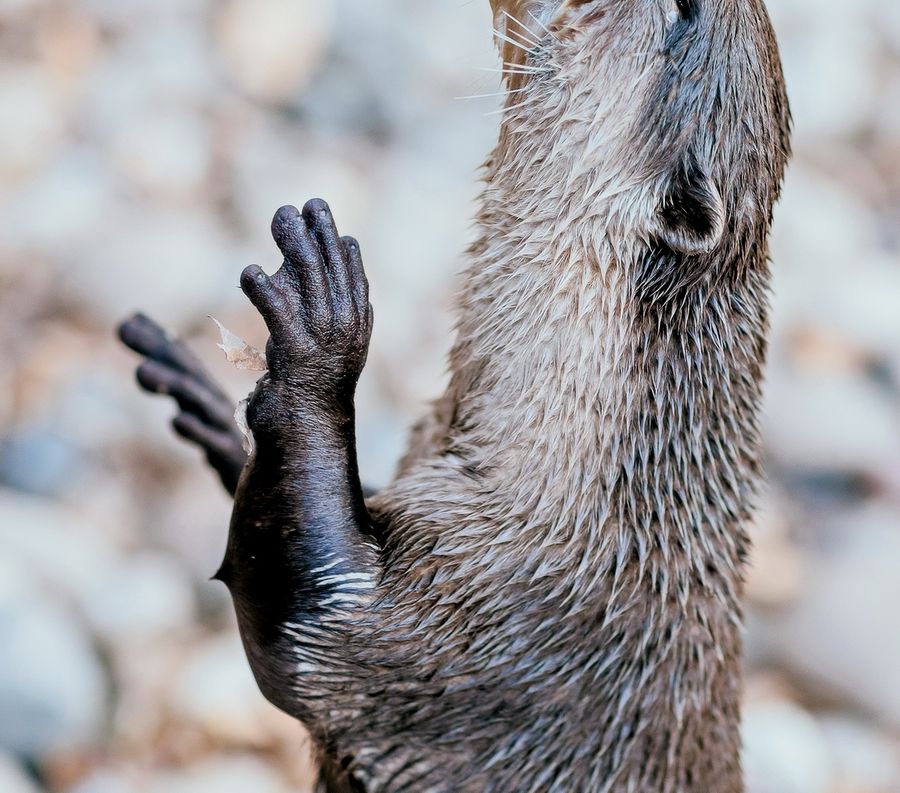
left=211, top=318, right=268, bottom=372
left=235, top=397, right=255, bottom=455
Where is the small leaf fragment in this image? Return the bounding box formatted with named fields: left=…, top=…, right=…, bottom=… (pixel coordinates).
left=235, top=397, right=255, bottom=455
left=212, top=318, right=268, bottom=372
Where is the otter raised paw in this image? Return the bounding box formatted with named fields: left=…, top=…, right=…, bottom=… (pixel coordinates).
left=118, top=312, right=248, bottom=495
left=217, top=200, right=380, bottom=727
left=238, top=200, right=372, bottom=425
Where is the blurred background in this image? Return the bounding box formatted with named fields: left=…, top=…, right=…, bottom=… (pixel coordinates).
left=0, top=0, right=898, bottom=791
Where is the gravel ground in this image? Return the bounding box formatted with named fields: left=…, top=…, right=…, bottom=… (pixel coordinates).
left=0, top=1, right=899, bottom=791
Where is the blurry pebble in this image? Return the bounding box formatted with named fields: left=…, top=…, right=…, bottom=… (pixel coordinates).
left=819, top=714, right=900, bottom=792
left=745, top=499, right=807, bottom=609
left=66, top=768, right=138, bottom=793
left=743, top=700, right=833, bottom=793
left=110, top=109, right=212, bottom=200
left=0, top=146, right=114, bottom=256
left=768, top=503, right=900, bottom=730
left=781, top=25, right=877, bottom=142
left=0, top=558, right=108, bottom=756
left=215, top=0, right=334, bottom=104
left=145, top=756, right=292, bottom=793
left=171, top=633, right=279, bottom=745
left=62, top=208, right=235, bottom=326
left=81, top=552, right=197, bottom=644
left=0, top=492, right=119, bottom=616
left=0, top=428, right=82, bottom=497
left=228, top=121, right=368, bottom=253
left=763, top=368, right=900, bottom=474
left=0, top=67, right=65, bottom=185
left=0, top=755, right=40, bottom=793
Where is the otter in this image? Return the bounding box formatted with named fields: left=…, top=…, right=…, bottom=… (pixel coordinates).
left=119, top=0, right=791, bottom=790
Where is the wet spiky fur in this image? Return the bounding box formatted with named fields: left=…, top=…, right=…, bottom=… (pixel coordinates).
left=228, top=2, right=792, bottom=791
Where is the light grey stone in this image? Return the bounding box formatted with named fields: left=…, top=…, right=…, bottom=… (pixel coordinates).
left=0, top=558, right=108, bottom=756
left=743, top=700, right=833, bottom=793
left=765, top=503, right=900, bottom=730
left=214, top=0, right=333, bottom=104
left=0, top=755, right=40, bottom=793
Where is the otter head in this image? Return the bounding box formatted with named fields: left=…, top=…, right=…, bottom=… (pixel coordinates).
left=489, top=0, right=791, bottom=259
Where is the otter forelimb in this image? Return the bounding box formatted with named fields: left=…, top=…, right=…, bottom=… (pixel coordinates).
left=217, top=200, right=380, bottom=720
left=118, top=312, right=249, bottom=495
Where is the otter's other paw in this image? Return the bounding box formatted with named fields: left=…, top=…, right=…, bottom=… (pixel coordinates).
left=240, top=200, right=372, bottom=408
left=117, top=313, right=249, bottom=495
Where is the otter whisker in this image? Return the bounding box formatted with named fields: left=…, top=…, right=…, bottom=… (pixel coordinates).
left=500, top=10, right=543, bottom=47
left=484, top=97, right=537, bottom=117
left=527, top=10, right=555, bottom=38
left=501, top=60, right=550, bottom=75
left=457, top=87, right=530, bottom=101
left=474, top=66, right=550, bottom=78
left=492, top=29, right=538, bottom=55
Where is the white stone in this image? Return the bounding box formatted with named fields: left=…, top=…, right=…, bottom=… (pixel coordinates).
left=0, top=66, right=65, bottom=185
left=66, top=768, right=139, bottom=793
left=0, top=558, right=108, bottom=755
left=145, top=756, right=290, bottom=793
left=767, top=503, right=900, bottom=730
left=819, top=715, right=900, bottom=792
left=0, top=493, right=119, bottom=615
left=743, top=700, right=833, bottom=793
left=62, top=207, right=236, bottom=326
left=110, top=109, right=212, bottom=199
left=229, top=119, right=368, bottom=247
left=215, top=0, right=334, bottom=103
left=777, top=20, right=877, bottom=142
left=0, top=755, right=40, bottom=793
left=763, top=367, right=900, bottom=474
left=170, top=633, right=272, bottom=744
left=0, top=146, right=114, bottom=257
left=81, top=552, right=197, bottom=644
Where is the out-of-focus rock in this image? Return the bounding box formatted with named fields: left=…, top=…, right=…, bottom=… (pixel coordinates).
left=0, top=147, right=115, bottom=258
left=745, top=496, right=807, bottom=609
left=65, top=768, right=139, bottom=793
left=33, top=6, right=101, bottom=91
left=743, top=700, right=833, bottom=793
left=0, top=558, right=108, bottom=757
left=0, top=0, right=39, bottom=14
left=151, top=466, right=233, bottom=582
left=81, top=552, right=197, bottom=645
left=0, top=755, right=40, bottom=793
left=819, top=714, right=900, bottom=793
left=764, top=503, right=900, bottom=730
left=0, top=492, right=119, bottom=614
left=110, top=108, right=212, bottom=200
left=0, top=428, right=83, bottom=497
left=62, top=208, right=234, bottom=326
left=170, top=633, right=275, bottom=745
left=763, top=368, right=900, bottom=474
left=145, top=756, right=293, bottom=793
left=0, top=66, right=65, bottom=185
left=227, top=120, right=369, bottom=254
left=215, top=0, right=334, bottom=104
left=786, top=27, right=877, bottom=142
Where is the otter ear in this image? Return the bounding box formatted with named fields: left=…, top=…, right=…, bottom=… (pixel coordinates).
left=650, top=157, right=725, bottom=255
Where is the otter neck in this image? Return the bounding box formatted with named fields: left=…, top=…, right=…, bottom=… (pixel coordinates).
left=440, top=161, right=765, bottom=789
left=451, top=152, right=768, bottom=589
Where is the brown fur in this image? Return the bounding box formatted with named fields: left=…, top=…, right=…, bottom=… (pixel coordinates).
left=241, top=1, right=791, bottom=790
